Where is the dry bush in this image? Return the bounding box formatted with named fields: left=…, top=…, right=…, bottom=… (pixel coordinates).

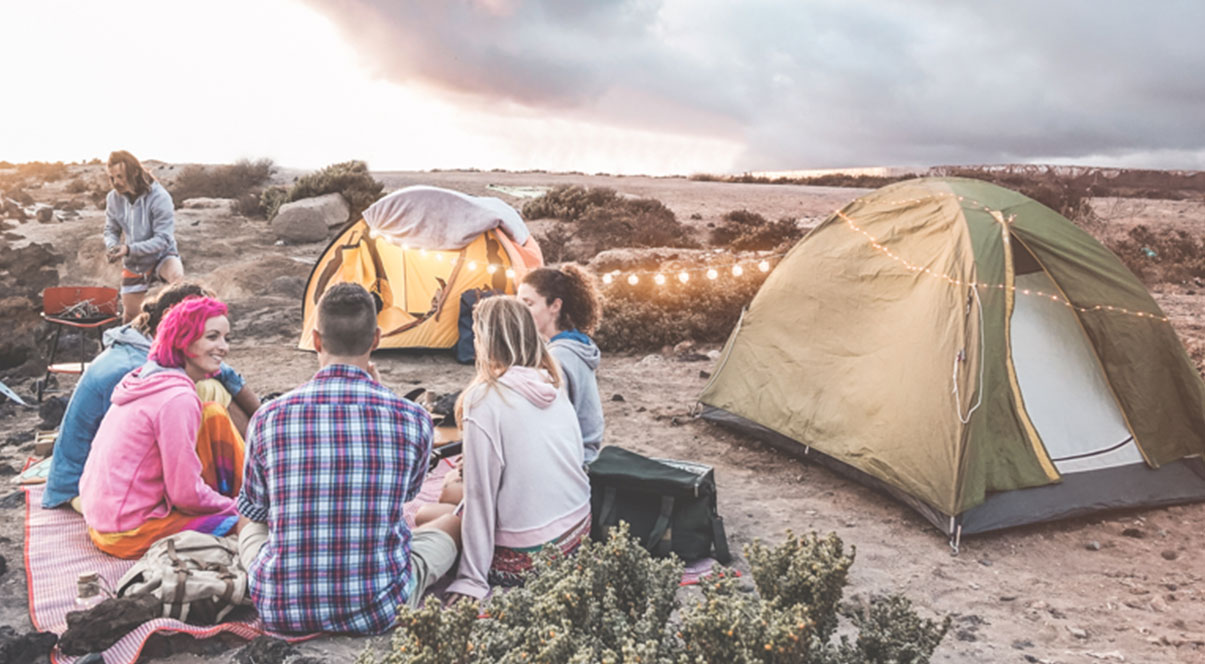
left=523, top=185, right=698, bottom=262
left=0, top=161, right=70, bottom=190
left=710, top=209, right=804, bottom=252
left=65, top=178, right=90, bottom=194
left=595, top=267, right=766, bottom=352
left=1104, top=225, right=1205, bottom=285
left=167, top=159, right=275, bottom=209
left=265, top=160, right=383, bottom=221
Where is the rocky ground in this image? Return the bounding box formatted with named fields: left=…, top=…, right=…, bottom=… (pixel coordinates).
left=0, top=164, right=1203, bottom=663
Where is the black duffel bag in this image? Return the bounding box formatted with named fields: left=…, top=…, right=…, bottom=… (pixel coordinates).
left=588, top=446, right=731, bottom=563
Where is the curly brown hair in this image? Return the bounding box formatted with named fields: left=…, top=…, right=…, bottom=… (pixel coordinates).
left=521, top=263, right=602, bottom=335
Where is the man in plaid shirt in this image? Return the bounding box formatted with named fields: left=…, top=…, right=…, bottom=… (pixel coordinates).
left=236, top=283, right=461, bottom=634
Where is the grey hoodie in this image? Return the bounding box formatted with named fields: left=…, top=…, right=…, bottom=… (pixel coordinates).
left=102, top=323, right=153, bottom=352
left=103, top=182, right=179, bottom=274
left=549, top=336, right=604, bottom=462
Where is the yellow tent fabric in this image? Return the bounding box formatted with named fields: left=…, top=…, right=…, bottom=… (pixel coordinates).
left=299, top=220, right=541, bottom=350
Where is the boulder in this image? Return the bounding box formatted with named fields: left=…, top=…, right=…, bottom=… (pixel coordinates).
left=35, top=206, right=54, bottom=223
left=270, top=193, right=349, bottom=243
left=181, top=197, right=234, bottom=211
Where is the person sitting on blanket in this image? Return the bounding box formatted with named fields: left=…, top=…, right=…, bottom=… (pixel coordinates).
left=432, top=296, right=592, bottom=605
left=43, top=282, right=260, bottom=511
left=79, top=296, right=246, bottom=559
left=235, top=282, right=461, bottom=634
left=518, top=264, right=606, bottom=463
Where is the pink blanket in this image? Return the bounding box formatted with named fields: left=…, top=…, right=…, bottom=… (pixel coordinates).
left=24, top=461, right=451, bottom=664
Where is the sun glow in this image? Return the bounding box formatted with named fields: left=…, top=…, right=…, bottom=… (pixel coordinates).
left=0, top=1, right=741, bottom=174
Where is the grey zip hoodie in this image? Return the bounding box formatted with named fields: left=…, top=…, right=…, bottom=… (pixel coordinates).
left=103, top=182, right=179, bottom=274
left=549, top=336, right=604, bottom=462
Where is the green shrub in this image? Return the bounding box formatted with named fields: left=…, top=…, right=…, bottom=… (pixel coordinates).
left=746, top=532, right=854, bottom=641
left=522, top=185, right=625, bottom=222
left=710, top=210, right=804, bottom=252
left=259, top=186, right=290, bottom=220
left=820, top=596, right=951, bottom=664
left=267, top=160, right=384, bottom=221
left=595, top=267, right=766, bottom=352
left=358, top=526, right=947, bottom=664
left=167, top=159, right=275, bottom=208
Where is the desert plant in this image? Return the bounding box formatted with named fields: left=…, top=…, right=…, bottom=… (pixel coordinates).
left=359, top=526, right=947, bottom=664
left=1103, top=224, right=1205, bottom=285
left=66, top=178, right=90, bottom=194
left=710, top=210, right=804, bottom=252
left=818, top=595, right=951, bottom=664
left=595, top=267, right=766, bottom=352
left=267, top=160, right=384, bottom=221
left=167, top=158, right=275, bottom=208
left=523, top=186, right=699, bottom=262
left=746, top=532, right=854, bottom=641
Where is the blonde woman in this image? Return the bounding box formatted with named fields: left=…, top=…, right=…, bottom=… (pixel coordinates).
left=442, top=296, right=591, bottom=604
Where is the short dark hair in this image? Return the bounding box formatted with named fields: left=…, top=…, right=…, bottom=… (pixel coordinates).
left=317, top=283, right=378, bottom=355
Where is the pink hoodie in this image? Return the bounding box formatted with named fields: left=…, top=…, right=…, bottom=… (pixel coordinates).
left=448, top=366, right=591, bottom=599
left=79, top=363, right=234, bottom=533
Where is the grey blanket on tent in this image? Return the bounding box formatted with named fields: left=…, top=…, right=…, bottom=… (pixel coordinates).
left=362, top=185, right=531, bottom=250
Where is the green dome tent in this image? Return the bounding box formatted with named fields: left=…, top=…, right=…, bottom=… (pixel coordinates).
left=699, top=177, right=1205, bottom=545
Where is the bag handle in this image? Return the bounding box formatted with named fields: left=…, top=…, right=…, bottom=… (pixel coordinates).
left=599, top=486, right=619, bottom=529
left=711, top=515, right=732, bottom=564
left=646, top=495, right=675, bottom=558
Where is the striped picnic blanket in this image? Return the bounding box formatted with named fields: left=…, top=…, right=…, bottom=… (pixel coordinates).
left=23, top=461, right=452, bottom=663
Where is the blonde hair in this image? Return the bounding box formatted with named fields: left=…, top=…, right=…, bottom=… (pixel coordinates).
left=455, top=296, right=561, bottom=426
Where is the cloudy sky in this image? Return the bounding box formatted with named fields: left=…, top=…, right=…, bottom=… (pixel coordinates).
left=3, top=0, right=1203, bottom=174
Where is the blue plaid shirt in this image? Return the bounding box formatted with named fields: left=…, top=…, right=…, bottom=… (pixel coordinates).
left=237, top=364, right=432, bottom=634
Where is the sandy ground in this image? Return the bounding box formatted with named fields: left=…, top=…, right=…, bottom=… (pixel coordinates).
left=0, top=165, right=1203, bottom=663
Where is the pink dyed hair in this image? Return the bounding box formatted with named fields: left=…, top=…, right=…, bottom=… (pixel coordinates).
left=148, top=296, right=228, bottom=368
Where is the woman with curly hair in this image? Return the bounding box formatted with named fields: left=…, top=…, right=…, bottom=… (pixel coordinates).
left=518, top=264, right=605, bottom=462
left=79, top=296, right=244, bottom=558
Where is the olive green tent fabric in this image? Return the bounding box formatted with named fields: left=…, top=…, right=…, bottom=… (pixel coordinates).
left=701, top=176, right=1205, bottom=522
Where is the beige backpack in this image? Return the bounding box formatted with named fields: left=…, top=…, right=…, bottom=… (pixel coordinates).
left=117, top=531, right=249, bottom=624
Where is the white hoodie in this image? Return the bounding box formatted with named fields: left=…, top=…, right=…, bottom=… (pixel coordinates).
left=447, top=366, right=591, bottom=599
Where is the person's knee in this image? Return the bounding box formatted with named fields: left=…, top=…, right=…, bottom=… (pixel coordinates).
left=419, top=513, right=462, bottom=550
left=414, top=502, right=455, bottom=527
left=159, top=257, right=184, bottom=283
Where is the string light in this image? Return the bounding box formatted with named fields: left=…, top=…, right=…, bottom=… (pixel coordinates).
left=467, top=260, right=478, bottom=271
left=654, top=273, right=666, bottom=285
left=602, top=273, right=613, bottom=284
left=706, top=268, right=718, bottom=280
left=835, top=209, right=1170, bottom=323
left=487, top=264, right=498, bottom=274
left=627, top=274, right=639, bottom=285
left=505, top=268, right=515, bottom=279
left=732, top=265, right=743, bottom=277
left=678, top=271, right=690, bottom=284
left=758, top=260, right=770, bottom=272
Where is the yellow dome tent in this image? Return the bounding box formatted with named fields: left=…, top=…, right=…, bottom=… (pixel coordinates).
left=299, top=186, right=543, bottom=351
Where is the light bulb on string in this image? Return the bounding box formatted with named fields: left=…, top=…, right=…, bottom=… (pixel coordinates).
left=505, top=268, right=515, bottom=279
left=401, top=243, right=411, bottom=251
left=602, top=273, right=613, bottom=284
left=627, top=274, right=639, bottom=286
left=678, top=271, right=690, bottom=284
left=758, top=260, right=770, bottom=273
left=434, top=253, right=443, bottom=262
left=368, top=229, right=380, bottom=240
left=732, top=265, right=743, bottom=277
left=419, top=248, right=427, bottom=256
left=706, top=268, right=718, bottom=280
left=487, top=264, right=498, bottom=274
left=467, top=260, right=478, bottom=271
left=654, top=273, right=666, bottom=285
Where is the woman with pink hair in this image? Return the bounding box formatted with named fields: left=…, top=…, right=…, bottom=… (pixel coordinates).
left=80, top=296, right=245, bottom=558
